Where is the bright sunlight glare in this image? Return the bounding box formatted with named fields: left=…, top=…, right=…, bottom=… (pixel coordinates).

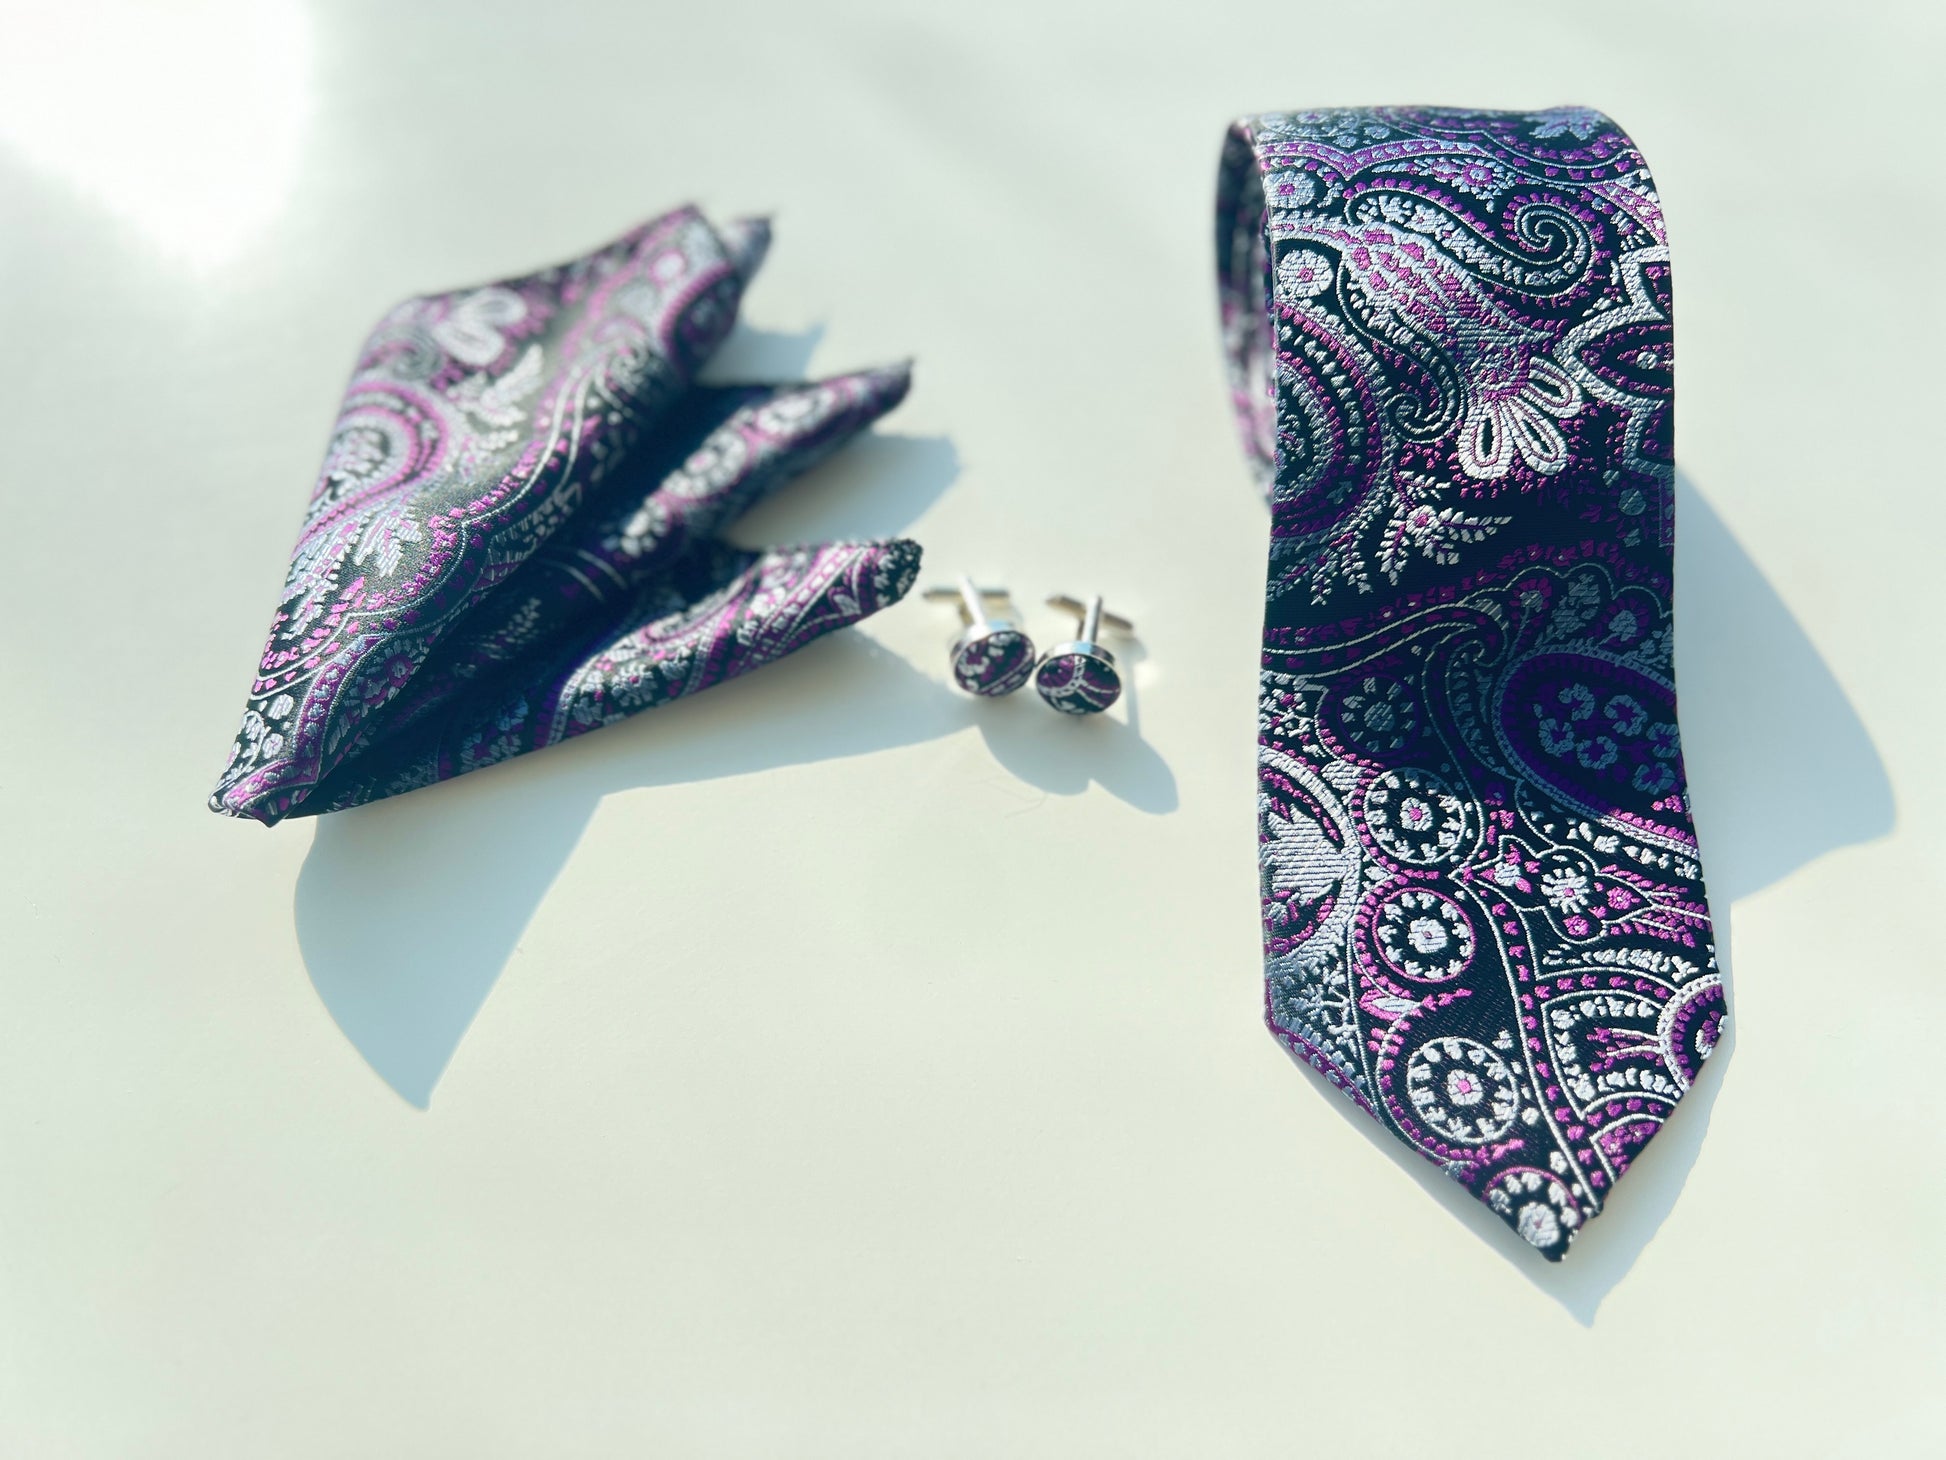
left=0, top=0, right=313, bottom=269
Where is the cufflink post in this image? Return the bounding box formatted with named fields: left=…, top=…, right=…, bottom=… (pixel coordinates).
left=1045, top=593, right=1134, bottom=639
left=1035, top=593, right=1133, bottom=716
left=923, top=576, right=1014, bottom=629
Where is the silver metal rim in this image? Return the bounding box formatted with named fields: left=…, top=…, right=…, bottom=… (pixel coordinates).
left=951, top=623, right=1036, bottom=696
left=953, top=622, right=1029, bottom=658
left=1036, top=640, right=1116, bottom=670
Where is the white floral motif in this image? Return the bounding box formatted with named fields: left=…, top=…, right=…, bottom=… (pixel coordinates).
left=1530, top=106, right=1606, bottom=140
left=1363, top=768, right=1467, bottom=865
left=1408, top=919, right=1448, bottom=954
left=1259, top=109, right=1394, bottom=149
left=1270, top=218, right=1583, bottom=480
left=1265, top=170, right=1317, bottom=209
left=1404, top=1036, right=1520, bottom=1144
left=1276, top=247, right=1334, bottom=300
left=1376, top=489, right=1513, bottom=582
left=429, top=286, right=528, bottom=367
left=1540, top=865, right=1593, bottom=912
left=1516, top=1203, right=1561, bottom=1247
left=1419, top=154, right=1508, bottom=201
left=1375, top=888, right=1476, bottom=981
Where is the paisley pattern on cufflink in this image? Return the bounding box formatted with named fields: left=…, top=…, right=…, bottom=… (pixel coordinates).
left=1034, top=652, right=1122, bottom=715
left=952, top=628, right=1037, bottom=696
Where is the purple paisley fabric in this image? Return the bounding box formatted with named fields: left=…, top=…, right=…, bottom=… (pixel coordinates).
left=1035, top=653, right=1122, bottom=715
left=1217, top=107, right=1722, bottom=1260
left=212, top=208, right=919, bottom=824
left=951, top=630, right=1036, bottom=697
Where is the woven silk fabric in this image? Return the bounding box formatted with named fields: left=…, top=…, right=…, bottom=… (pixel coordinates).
left=1216, top=107, right=1723, bottom=1259
left=211, top=207, right=918, bottom=824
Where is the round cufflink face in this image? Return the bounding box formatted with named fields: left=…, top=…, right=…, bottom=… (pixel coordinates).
left=951, top=625, right=1036, bottom=696
left=1033, top=644, right=1122, bottom=715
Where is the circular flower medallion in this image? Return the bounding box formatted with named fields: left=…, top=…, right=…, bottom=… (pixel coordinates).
left=1276, top=246, right=1335, bottom=299
left=1325, top=673, right=1421, bottom=757
left=1362, top=768, right=1467, bottom=864
left=1374, top=888, right=1476, bottom=982
left=1404, top=1036, right=1519, bottom=1144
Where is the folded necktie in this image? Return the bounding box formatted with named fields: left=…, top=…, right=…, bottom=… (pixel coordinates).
left=1217, top=107, right=1723, bottom=1259
left=212, top=207, right=919, bottom=824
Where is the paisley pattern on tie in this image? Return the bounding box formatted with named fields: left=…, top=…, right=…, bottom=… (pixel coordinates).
left=1217, top=107, right=1721, bottom=1260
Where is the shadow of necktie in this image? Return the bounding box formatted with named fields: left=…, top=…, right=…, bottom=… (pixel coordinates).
left=1672, top=474, right=1894, bottom=905
left=1290, top=470, right=1893, bottom=1321
left=292, top=454, right=1870, bottom=1320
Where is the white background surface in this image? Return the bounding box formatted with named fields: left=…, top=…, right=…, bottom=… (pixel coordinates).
left=2, top=1, right=1941, bottom=1454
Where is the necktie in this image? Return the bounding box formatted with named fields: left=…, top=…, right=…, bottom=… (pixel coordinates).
left=1216, top=107, right=1723, bottom=1259
left=210, top=208, right=918, bottom=825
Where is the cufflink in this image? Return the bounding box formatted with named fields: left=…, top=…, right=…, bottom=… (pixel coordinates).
left=922, top=577, right=1037, bottom=696
left=1034, top=594, right=1134, bottom=716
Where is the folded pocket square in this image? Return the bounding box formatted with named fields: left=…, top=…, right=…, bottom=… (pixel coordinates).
left=212, top=207, right=920, bottom=824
